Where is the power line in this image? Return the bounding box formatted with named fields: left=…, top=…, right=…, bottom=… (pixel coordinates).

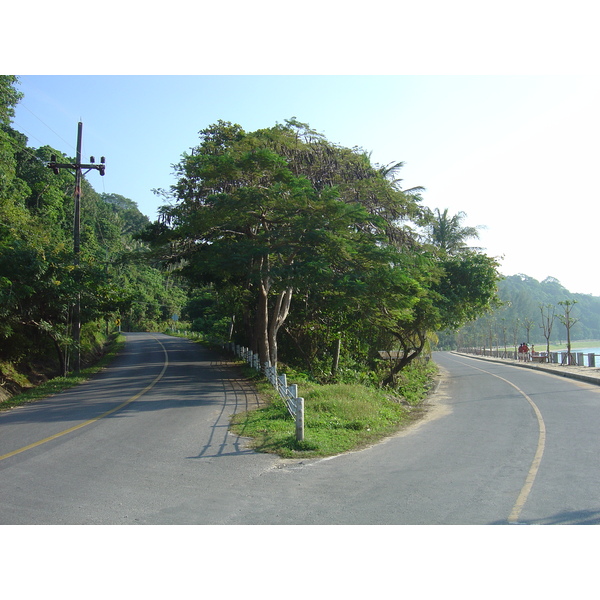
left=17, top=101, right=76, bottom=152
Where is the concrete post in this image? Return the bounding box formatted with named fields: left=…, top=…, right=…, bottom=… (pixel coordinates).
left=296, top=397, right=304, bottom=442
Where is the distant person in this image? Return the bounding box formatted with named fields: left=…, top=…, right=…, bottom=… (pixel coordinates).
left=518, top=342, right=529, bottom=361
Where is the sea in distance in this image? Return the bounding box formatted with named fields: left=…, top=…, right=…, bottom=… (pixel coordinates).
left=532, top=345, right=600, bottom=367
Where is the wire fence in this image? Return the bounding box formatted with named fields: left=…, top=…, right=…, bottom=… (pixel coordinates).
left=224, top=342, right=304, bottom=442
left=171, top=331, right=305, bottom=441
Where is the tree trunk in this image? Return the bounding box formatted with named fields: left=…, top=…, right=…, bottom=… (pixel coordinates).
left=267, top=287, right=293, bottom=366
left=332, top=335, right=341, bottom=377
left=23, top=321, right=67, bottom=376
left=381, top=331, right=426, bottom=387
left=256, top=281, right=271, bottom=366
left=382, top=352, right=419, bottom=387
left=228, top=314, right=235, bottom=341
left=51, top=334, right=67, bottom=377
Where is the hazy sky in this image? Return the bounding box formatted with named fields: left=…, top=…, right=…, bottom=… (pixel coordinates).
left=12, top=74, right=600, bottom=296
left=6, top=0, right=600, bottom=297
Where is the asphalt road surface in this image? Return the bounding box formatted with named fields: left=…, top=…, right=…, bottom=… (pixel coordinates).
left=2, top=336, right=599, bottom=524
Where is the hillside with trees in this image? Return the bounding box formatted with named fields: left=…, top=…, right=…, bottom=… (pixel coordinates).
left=439, top=273, right=600, bottom=351
left=2, top=75, right=501, bottom=399
left=0, top=76, right=186, bottom=394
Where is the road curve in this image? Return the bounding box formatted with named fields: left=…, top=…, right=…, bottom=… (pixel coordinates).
left=2, top=343, right=600, bottom=524
left=0, top=333, right=276, bottom=524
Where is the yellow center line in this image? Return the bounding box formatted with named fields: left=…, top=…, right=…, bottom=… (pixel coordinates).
left=447, top=354, right=546, bottom=524
left=0, top=336, right=169, bottom=463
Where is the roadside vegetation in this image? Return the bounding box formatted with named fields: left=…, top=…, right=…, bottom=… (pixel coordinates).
left=0, top=76, right=187, bottom=399
left=229, top=359, right=438, bottom=458
left=0, top=333, right=125, bottom=411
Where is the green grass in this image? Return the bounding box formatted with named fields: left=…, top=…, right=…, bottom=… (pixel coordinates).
left=230, top=361, right=436, bottom=458
left=0, top=333, right=126, bottom=411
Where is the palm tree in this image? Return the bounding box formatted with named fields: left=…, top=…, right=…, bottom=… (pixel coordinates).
left=427, top=208, right=481, bottom=255
left=378, top=161, right=425, bottom=195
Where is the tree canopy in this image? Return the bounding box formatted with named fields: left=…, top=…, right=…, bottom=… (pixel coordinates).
left=1, top=76, right=500, bottom=389
left=0, top=76, right=187, bottom=379
left=145, top=119, right=500, bottom=385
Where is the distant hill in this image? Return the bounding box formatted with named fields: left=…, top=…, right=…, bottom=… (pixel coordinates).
left=439, top=274, right=600, bottom=348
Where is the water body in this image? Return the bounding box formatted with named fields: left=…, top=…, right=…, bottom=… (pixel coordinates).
left=541, top=347, right=600, bottom=367
left=570, top=347, right=600, bottom=354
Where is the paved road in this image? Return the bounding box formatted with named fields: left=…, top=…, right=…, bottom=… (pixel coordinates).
left=0, top=333, right=275, bottom=524
left=2, top=340, right=599, bottom=524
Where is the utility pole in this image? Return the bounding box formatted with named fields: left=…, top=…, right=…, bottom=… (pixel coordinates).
left=48, top=122, right=105, bottom=372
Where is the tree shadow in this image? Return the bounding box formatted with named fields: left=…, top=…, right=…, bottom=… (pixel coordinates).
left=0, top=333, right=265, bottom=462
left=492, top=508, right=600, bottom=525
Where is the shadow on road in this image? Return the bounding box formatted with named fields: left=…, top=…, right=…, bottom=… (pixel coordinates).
left=0, top=334, right=267, bottom=464
left=491, top=508, right=600, bottom=525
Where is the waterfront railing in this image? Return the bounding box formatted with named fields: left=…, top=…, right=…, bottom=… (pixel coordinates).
left=457, top=347, right=600, bottom=367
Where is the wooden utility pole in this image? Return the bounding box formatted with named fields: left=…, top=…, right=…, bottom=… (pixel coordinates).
left=48, top=122, right=105, bottom=372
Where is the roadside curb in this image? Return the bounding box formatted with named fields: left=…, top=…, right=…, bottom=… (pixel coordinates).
left=450, top=351, right=600, bottom=387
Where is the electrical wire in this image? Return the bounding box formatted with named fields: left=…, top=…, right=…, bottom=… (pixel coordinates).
left=16, top=102, right=77, bottom=153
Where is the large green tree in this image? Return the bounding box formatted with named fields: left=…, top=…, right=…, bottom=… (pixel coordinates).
left=147, top=119, right=501, bottom=385
left=147, top=120, right=428, bottom=369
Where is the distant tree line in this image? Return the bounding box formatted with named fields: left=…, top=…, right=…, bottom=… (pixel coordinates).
left=440, top=273, right=600, bottom=352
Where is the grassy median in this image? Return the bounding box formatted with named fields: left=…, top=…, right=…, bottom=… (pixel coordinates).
left=230, top=361, right=437, bottom=458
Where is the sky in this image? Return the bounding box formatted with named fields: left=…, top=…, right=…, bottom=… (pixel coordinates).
left=4, top=0, right=600, bottom=298
left=11, top=74, right=600, bottom=297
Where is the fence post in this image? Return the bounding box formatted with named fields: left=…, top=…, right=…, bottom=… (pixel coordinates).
left=296, top=397, right=304, bottom=442
left=278, top=373, right=287, bottom=395
left=589, top=353, right=596, bottom=368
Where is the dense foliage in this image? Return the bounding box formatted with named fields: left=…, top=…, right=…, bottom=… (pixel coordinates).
left=1, top=76, right=501, bottom=393
left=146, top=119, right=501, bottom=386
left=0, top=76, right=186, bottom=386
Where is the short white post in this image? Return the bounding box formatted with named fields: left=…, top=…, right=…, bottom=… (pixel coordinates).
left=278, top=373, right=287, bottom=396
left=289, top=384, right=298, bottom=401
left=295, top=397, right=304, bottom=442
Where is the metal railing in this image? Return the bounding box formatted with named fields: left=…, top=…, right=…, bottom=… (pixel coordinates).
left=458, top=347, right=600, bottom=368
left=225, top=343, right=305, bottom=441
